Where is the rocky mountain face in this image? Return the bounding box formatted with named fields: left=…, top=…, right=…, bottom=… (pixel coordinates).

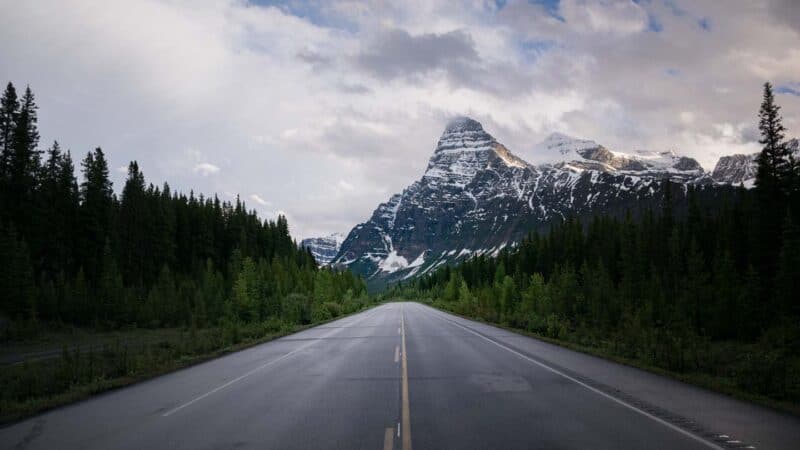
left=332, top=117, right=716, bottom=288
left=300, top=233, right=344, bottom=266
left=710, top=138, right=798, bottom=187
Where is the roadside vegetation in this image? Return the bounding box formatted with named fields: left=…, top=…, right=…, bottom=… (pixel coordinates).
left=0, top=81, right=371, bottom=423
left=387, top=83, right=800, bottom=412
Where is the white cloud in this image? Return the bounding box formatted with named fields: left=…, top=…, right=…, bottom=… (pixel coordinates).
left=193, top=163, right=220, bottom=176
left=560, top=0, right=648, bottom=35
left=337, top=180, right=355, bottom=191
left=249, top=193, right=270, bottom=206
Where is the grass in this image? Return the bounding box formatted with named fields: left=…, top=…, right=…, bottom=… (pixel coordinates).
left=0, top=306, right=375, bottom=425
left=420, top=300, right=800, bottom=417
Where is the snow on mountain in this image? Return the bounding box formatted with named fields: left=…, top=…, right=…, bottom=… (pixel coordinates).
left=422, top=117, right=528, bottom=188
left=300, top=233, right=345, bottom=266
left=334, top=119, right=800, bottom=289
left=528, top=132, right=601, bottom=164
left=332, top=116, right=717, bottom=289
left=711, top=153, right=758, bottom=187
left=528, top=132, right=704, bottom=179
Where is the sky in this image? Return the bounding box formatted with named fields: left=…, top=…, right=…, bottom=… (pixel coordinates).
left=1, top=0, right=799, bottom=240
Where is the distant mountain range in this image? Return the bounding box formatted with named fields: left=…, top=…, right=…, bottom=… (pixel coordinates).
left=304, top=117, right=791, bottom=285
left=300, top=233, right=345, bottom=266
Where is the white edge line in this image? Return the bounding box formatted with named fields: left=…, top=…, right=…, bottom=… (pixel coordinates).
left=162, top=306, right=382, bottom=417
left=420, top=304, right=725, bottom=450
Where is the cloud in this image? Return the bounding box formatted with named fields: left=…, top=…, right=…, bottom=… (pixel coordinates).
left=355, top=28, right=478, bottom=80
left=249, top=194, right=271, bottom=206
left=767, top=0, right=800, bottom=35
left=193, top=163, right=220, bottom=176
left=337, top=180, right=355, bottom=191
left=560, top=0, right=648, bottom=35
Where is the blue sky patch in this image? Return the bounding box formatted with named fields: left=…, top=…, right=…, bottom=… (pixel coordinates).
left=520, top=39, right=557, bottom=62
left=248, top=0, right=358, bottom=32
left=777, top=84, right=800, bottom=97
left=529, top=0, right=563, bottom=21
left=647, top=13, right=663, bottom=32
left=664, top=0, right=687, bottom=17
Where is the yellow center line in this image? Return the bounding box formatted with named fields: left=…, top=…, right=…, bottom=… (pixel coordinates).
left=401, top=304, right=412, bottom=450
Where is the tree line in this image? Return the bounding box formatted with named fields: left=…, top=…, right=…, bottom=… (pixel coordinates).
left=0, top=82, right=367, bottom=336
left=391, top=83, right=800, bottom=403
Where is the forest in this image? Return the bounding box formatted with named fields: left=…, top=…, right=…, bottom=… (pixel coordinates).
left=0, top=81, right=368, bottom=336
left=0, top=81, right=369, bottom=421
left=388, top=83, right=800, bottom=408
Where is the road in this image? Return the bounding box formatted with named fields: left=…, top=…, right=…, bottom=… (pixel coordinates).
left=1, top=302, right=798, bottom=449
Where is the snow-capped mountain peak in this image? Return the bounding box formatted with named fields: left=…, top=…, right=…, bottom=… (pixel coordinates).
left=300, top=232, right=345, bottom=266
left=442, top=116, right=485, bottom=134
left=529, top=133, right=703, bottom=179
left=423, top=116, right=528, bottom=188
left=532, top=132, right=601, bottom=164
left=333, top=117, right=720, bottom=289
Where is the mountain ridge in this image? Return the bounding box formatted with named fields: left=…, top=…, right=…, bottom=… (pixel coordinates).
left=324, top=117, right=779, bottom=288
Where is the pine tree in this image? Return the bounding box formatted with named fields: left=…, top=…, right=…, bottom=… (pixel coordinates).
left=5, top=85, right=41, bottom=228
left=79, top=148, right=113, bottom=281
left=0, top=82, right=19, bottom=179
left=118, top=161, right=147, bottom=284
left=755, top=82, right=790, bottom=193
left=754, top=82, right=791, bottom=293
left=38, top=142, right=79, bottom=274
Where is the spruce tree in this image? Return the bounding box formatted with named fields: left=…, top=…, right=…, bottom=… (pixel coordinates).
left=5, top=85, right=40, bottom=227
left=754, top=82, right=791, bottom=292
left=79, top=148, right=113, bottom=281
left=119, top=161, right=147, bottom=284
left=755, top=82, right=790, bottom=193
left=0, top=82, right=19, bottom=178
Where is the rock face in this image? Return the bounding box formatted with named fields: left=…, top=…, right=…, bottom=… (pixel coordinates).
left=333, top=117, right=712, bottom=288
left=710, top=138, right=798, bottom=187
left=300, top=233, right=345, bottom=266
left=711, top=153, right=758, bottom=187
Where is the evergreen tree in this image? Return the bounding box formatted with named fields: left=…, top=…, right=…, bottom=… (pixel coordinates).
left=5, top=86, right=40, bottom=228
left=0, top=82, right=19, bottom=180
left=755, top=82, right=790, bottom=194
left=754, top=82, right=791, bottom=292
left=79, top=148, right=113, bottom=281
left=118, top=161, right=147, bottom=284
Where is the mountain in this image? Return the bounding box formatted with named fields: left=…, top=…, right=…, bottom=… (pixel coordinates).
left=333, top=116, right=713, bottom=288
left=711, top=138, right=798, bottom=187
left=711, top=154, right=758, bottom=187
left=528, top=132, right=703, bottom=179
left=300, top=233, right=345, bottom=266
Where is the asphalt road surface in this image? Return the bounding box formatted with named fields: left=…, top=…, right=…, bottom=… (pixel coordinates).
left=2, top=302, right=798, bottom=449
